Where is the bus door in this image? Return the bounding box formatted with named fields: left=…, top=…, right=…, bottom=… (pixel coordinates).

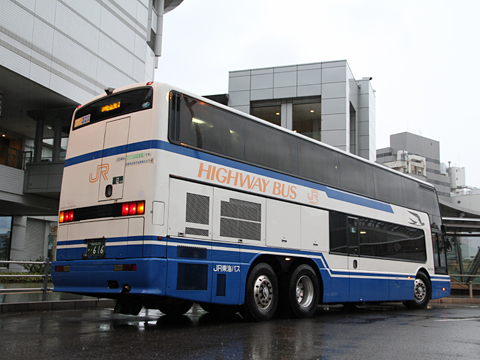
left=349, top=217, right=390, bottom=302
left=98, top=117, right=130, bottom=202
left=347, top=217, right=361, bottom=301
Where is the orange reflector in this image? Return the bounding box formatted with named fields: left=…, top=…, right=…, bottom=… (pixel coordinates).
left=137, top=201, right=145, bottom=215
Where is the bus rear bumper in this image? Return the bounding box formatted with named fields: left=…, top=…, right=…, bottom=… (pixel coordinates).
left=51, top=258, right=166, bottom=297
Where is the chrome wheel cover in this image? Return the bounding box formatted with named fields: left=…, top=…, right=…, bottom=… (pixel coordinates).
left=414, top=278, right=427, bottom=302
left=296, top=275, right=314, bottom=308
left=253, top=274, right=274, bottom=310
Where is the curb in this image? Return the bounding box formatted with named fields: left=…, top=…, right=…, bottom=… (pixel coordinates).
left=0, top=299, right=115, bottom=314
left=430, top=297, right=480, bottom=305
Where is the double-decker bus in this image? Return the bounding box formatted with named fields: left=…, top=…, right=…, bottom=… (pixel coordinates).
left=52, top=81, right=451, bottom=321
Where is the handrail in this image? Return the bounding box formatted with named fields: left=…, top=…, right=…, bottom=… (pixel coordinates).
left=0, top=259, right=52, bottom=301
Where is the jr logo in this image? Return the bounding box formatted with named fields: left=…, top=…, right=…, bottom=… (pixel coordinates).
left=89, top=164, right=109, bottom=183
left=307, top=189, right=320, bottom=204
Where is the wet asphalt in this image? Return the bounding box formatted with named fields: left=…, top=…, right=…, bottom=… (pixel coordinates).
left=1, top=303, right=479, bottom=359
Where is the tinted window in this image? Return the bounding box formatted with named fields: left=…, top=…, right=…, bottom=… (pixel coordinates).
left=330, top=211, right=426, bottom=263
left=172, top=93, right=244, bottom=159
left=73, top=88, right=152, bottom=130
left=329, top=212, right=347, bottom=254
left=358, top=219, right=426, bottom=262
left=169, top=91, right=441, bottom=225
left=298, top=140, right=340, bottom=186
left=244, top=121, right=298, bottom=175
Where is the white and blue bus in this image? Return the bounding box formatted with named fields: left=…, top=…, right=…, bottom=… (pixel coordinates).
left=52, top=81, right=451, bottom=321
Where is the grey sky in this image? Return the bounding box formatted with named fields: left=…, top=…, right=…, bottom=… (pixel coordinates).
left=155, top=0, right=480, bottom=188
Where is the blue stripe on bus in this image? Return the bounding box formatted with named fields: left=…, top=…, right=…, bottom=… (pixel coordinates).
left=64, top=140, right=393, bottom=213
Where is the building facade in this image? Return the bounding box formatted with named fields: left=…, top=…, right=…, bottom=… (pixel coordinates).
left=376, top=132, right=451, bottom=198
left=227, top=60, right=376, bottom=161
left=0, top=0, right=183, bottom=269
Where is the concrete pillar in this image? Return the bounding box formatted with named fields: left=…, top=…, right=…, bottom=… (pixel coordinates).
left=34, top=118, right=44, bottom=163
left=9, top=216, right=27, bottom=271
left=52, top=118, right=62, bottom=162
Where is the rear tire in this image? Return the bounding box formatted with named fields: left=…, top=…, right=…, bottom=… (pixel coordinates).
left=287, top=264, right=320, bottom=318
left=243, top=263, right=278, bottom=321
left=403, top=272, right=431, bottom=309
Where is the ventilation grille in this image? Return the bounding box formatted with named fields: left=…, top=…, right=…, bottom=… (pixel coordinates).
left=221, top=199, right=261, bottom=221
left=220, top=198, right=262, bottom=240
left=177, top=263, right=208, bottom=290
left=185, top=227, right=209, bottom=237
left=177, top=246, right=207, bottom=259
left=186, top=193, right=210, bottom=225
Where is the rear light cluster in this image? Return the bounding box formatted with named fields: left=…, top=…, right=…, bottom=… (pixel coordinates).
left=121, top=201, right=145, bottom=216
left=59, top=210, right=74, bottom=223
left=59, top=201, right=145, bottom=223
left=114, top=264, right=137, bottom=271
left=55, top=265, right=70, bottom=272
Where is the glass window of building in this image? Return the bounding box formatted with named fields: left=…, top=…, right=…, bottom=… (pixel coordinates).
left=0, top=217, right=12, bottom=265
left=250, top=100, right=281, bottom=126
left=292, top=99, right=321, bottom=141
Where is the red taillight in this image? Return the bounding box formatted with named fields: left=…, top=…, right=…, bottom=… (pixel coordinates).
left=113, top=264, right=137, bottom=271
left=55, top=265, right=70, bottom=272
left=146, top=81, right=153, bottom=86
left=129, top=202, right=137, bottom=215
left=59, top=210, right=74, bottom=223
left=122, top=203, right=129, bottom=216
left=121, top=201, right=145, bottom=216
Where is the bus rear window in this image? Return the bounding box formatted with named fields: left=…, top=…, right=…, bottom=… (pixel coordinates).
left=73, top=87, right=153, bottom=130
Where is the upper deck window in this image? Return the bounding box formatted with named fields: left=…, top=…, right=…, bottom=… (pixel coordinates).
left=73, top=87, right=153, bottom=130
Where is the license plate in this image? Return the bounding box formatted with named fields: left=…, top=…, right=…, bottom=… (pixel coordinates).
left=86, top=238, right=106, bottom=257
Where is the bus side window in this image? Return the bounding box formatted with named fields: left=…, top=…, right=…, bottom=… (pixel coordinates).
left=329, top=212, right=348, bottom=255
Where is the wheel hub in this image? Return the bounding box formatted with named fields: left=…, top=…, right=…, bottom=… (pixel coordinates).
left=254, top=275, right=273, bottom=309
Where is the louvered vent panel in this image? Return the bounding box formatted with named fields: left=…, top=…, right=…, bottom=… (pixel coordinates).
left=186, top=193, right=210, bottom=225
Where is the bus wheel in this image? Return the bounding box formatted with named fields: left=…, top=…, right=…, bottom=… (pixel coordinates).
left=158, top=299, right=193, bottom=316
left=288, top=264, right=320, bottom=318
left=403, top=272, right=431, bottom=309
left=243, top=263, right=278, bottom=321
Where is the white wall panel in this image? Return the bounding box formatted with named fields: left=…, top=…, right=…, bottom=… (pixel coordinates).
left=228, top=90, right=250, bottom=107
left=50, top=73, right=95, bottom=103
left=1, top=1, right=35, bottom=41
left=322, top=129, right=347, bottom=149
left=52, top=32, right=98, bottom=79
left=229, top=75, right=251, bottom=92
left=322, top=98, right=347, bottom=115
left=62, top=0, right=102, bottom=26
left=297, top=84, right=321, bottom=97
left=321, top=114, right=347, bottom=131
left=135, top=0, right=149, bottom=24
left=98, top=33, right=134, bottom=76
left=274, top=86, right=296, bottom=99
left=297, top=69, right=321, bottom=86
left=29, top=60, right=52, bottom=88
left=251, top=73, right=273, bottom=90
left=134, top=33, right=147, bottom=58
left=322, top=65, right=346, bottom=84
left=274, top=71, right=296, bottom=88
left=33, top=0, right=57, bottom=24
left=250, top=88, right=274, bottom=101
left=55, top=3, right=100, bottom=52
left=0, top=44, right=31, bottom=78
left=31, top=18, right=54, bottom=55
left=100, top=8, right=135, bottom=51
left=322, top=82, right=347, bottom=99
